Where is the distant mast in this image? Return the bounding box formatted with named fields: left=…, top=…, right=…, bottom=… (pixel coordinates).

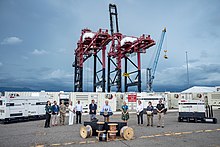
left=185, top=51, right=190, bottom=88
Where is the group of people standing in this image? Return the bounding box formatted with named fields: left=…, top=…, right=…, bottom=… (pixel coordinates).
left=44, top=99, right=165, bottom=128
left=44, top=99, right=111, bottom=128
left=44, top=100, right=66, bottom=128
left=136, top=99, right=165, bottom=127
left=121, top=99, right=165, bottom=128
left=44, top=100, right=83, bottom=128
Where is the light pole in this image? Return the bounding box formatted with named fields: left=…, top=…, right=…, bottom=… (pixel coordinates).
left=185, top=51, right=190, bottom=88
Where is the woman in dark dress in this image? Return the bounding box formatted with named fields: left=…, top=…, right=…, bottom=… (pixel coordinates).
left=44, top=101, right=52, bottom=128
left=121, top=101, right=129, bottom=122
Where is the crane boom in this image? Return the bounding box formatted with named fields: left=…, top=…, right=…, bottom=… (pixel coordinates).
left=152, top=28, right=166, bottom=76
left=147, top=28, right=166, bottom=92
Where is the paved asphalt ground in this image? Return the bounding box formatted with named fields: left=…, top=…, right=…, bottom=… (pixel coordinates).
left=1, top=109, right=220, bottom=147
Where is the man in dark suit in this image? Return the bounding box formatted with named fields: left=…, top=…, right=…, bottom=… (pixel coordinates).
left=89, top=99, right=97, bottom=121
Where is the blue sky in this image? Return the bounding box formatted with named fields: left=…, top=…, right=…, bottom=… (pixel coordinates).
left=0, top=0, right=220, bottom=92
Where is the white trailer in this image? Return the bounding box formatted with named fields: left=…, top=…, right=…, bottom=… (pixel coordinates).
left=0, top=94, right=53, bottom=123
left=178, top=95, right=217, bottom=123
left=167, top=93, right=180, bottom=109
left=58, top=92, right=70, bottom=105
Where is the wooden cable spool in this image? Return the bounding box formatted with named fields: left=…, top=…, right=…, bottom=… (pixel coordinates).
left=120, top=126, right=134, bottom=140
left=108, top=123, right=118, bottom=131
left=108, top=130, right=118, bottom=140
left=99, top=133, right=107, bottom=141
left=96, top=122, right=106, bottom=139
left=80, top=125, right=93, bottom=139
left=108, top=123, right=118, bottom=140
left=96, top=130, right=106, bottom=140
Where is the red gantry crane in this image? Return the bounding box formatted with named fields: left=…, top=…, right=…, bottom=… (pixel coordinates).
left=73, top=4, right=155, bottom=92
left=107, top=4, right=155, bottom=92
left=73, top=29, right=111, bottom=92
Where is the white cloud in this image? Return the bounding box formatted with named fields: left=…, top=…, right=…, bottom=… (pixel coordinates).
left=155, top=63, right=220, bottom=87
left=1, top=37, right=23, bottom=45
left=49, top=69, right=64, bottom=78
left=155, top=65, right=186, bottom=86
left=32, top=49, right=48, bottom=55
left=44, top=69, right=72, bottom=79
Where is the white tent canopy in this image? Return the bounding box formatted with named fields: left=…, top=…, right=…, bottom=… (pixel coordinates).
left=181, top=86, right=217, bottom=93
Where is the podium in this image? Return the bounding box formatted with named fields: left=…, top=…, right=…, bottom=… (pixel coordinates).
left=100, top=112, right=113, bottom=122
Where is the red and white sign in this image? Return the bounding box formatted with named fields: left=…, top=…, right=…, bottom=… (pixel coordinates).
left=128, top=94, right=137, bottom=102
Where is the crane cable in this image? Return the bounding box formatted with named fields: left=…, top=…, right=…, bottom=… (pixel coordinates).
left=164, top=32, right=168, bottom=59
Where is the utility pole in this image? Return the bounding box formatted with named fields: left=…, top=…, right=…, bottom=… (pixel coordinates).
left=185, top=51, right=190, bottom=88
left=146, top=68, right=152, bottom=92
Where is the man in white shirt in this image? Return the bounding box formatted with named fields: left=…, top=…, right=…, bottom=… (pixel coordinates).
left=75, top=100, right=83, bottom=124
left=136, top=100, right=144, bottom=125
left=101, top=100, right=112, bottom=122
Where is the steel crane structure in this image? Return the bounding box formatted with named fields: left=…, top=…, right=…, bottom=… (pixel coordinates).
left=73, top=29, right=111, bottom=92
left=147, top=28, right=166, bottom=92
left=123, top=35, right=155, bottom=92
left=73, top=4, right=155, bottom=92
left=107, top=4, right=122, bottom=92
left=107, top=31, right=155, bottom=92
left=107, top=4, right=155, bottom=92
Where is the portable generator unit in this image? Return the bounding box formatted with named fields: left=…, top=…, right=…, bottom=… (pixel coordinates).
left=178, top=99, right=217, bottom=123
left=0, top=94, right=53, bottom=123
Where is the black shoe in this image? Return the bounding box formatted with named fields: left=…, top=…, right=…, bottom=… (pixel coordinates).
left=151, top=125, right=153, bottom=127
left=147, top=124, right=149, bottom=126
left=161, top=126, right=164, bottom=128
left=44, top=126, right=47, bottom=128
left=79, top=123, right=82, bottom=124
left=76, top=122, right=78, bottom=124
left=157, top=126, right=160, bottom=128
